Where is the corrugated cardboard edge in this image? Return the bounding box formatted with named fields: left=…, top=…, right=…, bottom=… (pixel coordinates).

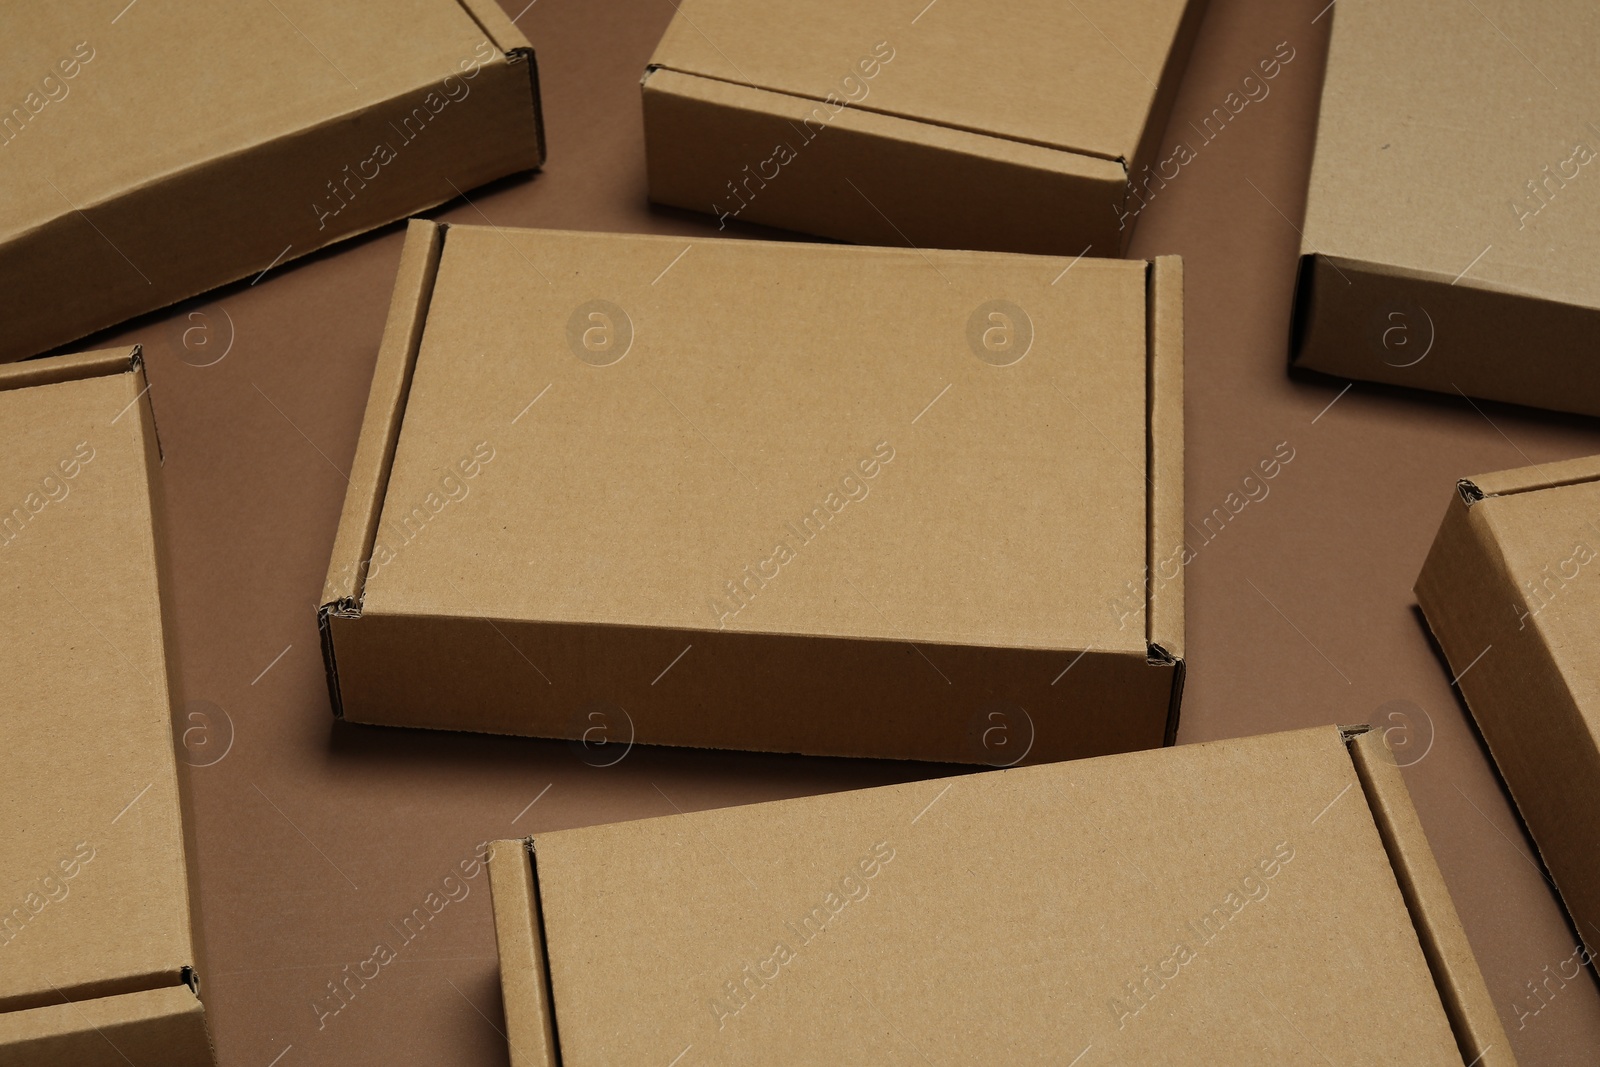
left=1346, top=727, right=1517, bottom=1067
left=318, top=219, right=445, bottom=718
left=0, top=347, right=140, bottom=392
left=1415, top=459, right=1600, bottom=978
left=453, top=0, right=548, bottom=167
left=1147, top=255, right=1186, bottom=744
left=0, top=985, right=212, bottom=1067
left=488, top=839, right=558, bottom=1067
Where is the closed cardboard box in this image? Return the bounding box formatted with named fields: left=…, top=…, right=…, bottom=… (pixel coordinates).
left=0, top=350, right=211, bottom=1066
left=1416, top=456, right=1600, bottom=974
left=319, top=219, right=1185, bottom=765
left=488, top=726, right=1512, bottom=1066
left=0, top=0, right=544, bottom=364
left=1293, top=0, right=1600, bottom=416
left=642, top=0, right=1208, bottom=256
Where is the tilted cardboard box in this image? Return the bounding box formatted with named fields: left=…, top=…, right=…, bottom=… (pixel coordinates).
left=1293, top=0, right=1600, bottom=416
left=1416, top=456, right=1600, bottom=974
left=0, top=350, right=211, bottom=1066
left=1, top=0, right=544, bottom=364
left=488, top=726, right=1513, bottom=1066
left=641, top=0, right=1208, bottom=256
left=319, top=219, right=1185, bottom=764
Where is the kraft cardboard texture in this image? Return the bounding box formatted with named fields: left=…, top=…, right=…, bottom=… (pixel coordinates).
left=489, top=726, right=1509, bottom=1067
left=1294, top=0, right=1600, bottom=416
left=1416, top=456, right=1600, bottom=975
left=0, top=350, right=212, bottom=1064
left=642, top=0, right=1207, bottom=256
left=0, top=0, right=544, bottom=364
left=320, top=220, right=1184, bottom=764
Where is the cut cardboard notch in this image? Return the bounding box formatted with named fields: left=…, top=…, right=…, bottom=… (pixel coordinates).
left=320, top=219, right=1185, bottom=765
left=0, top=350, right=212, bottom=1065
left=488, top=726, right=1513, bottom=1067
left=0, top=0, right=545, bottom=363
left=640, top=0, right=1209, bottom=256
left=1416, top=454, right=1600, bottom=971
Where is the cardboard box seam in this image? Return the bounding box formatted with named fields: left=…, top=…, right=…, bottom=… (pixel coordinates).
left=0, top=346, right=141, bottom=393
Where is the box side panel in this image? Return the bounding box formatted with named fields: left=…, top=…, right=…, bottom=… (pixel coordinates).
left=0, top=347, right=138, bottom=392
left=0, top=56, right=539, bottom=363
left=0, top=985, right=212, bottom=1067
left=1348, top=729, right=1517, bottom=1067
left=332, top=613, right=1173, bottom=764
left=322, top=220, right=445, bottom=609
left=1290, top=255, right=1600, bottom=417
left=488, top=840, right=557, bottom=1067
left=1415, top=491, right=1600, bottom=961
left=1125, top=0, right=1211, bottom=237
left=1146, top=256, right=1185, bottom=663
left=642, top=69, right=1126, bottom=257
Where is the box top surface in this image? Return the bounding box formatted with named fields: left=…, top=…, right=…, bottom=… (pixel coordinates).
left=0, top=353, right=194, bottom=1009
left=1473, top=466, right=1600, bottom=729
left=1303, top=0, right=1600, bottom=309
left=1, top=0, right=504, bottom=241
left=363, top=225, right=1156, bottom=656
left=647, top=0, right=1195, bottom=167
left=526, top=726, right=1461, bottom=1065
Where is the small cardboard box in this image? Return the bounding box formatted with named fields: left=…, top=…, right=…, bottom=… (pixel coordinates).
left=0, top=0, right=544, bottom=364
left=488, top=725, right=1513, bottom=1066
left=1293, top=0, right=1600, bottom=416
left=319, top=219, right=1185, bottom=765
left=641, top=0, right=1208, bottom=256
left=1416, top=456, right=1600, bottom=969
left=0, top=350, right=211, bottom=1066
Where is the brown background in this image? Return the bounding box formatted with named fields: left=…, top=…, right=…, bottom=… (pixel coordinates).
left=68, top=0, right=1600, bottom=1063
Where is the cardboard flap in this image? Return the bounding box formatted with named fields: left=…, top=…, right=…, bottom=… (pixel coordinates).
left=0, top=347, right=141, bottom=393
left=1346, top=728, right=1517, bottom=1066
left=488, top=840, right=558, bottom=1067
left=0, top=985, right=212, bottom=1067
left=1146, top=255, right=1184, bottom=664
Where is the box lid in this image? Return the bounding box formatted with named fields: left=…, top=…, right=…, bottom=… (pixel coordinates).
left=0, top=350, right=198, bottom=1013
left=348, top=223, right=1166, bottom=659
left=0, top=0, right=529, bottom=246
left=1302, top=0, right=1600, bottom=311
left=494, top=726, right=1510, bottom=1065
left=647, top=0, right=1198, bottom=168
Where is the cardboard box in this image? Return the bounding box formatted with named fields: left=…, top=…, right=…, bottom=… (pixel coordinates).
left=0, top=350, right=211, bottom=1066
left=1293, top=0, right=1600, bottom=416
left=641, top=0, right=1208, bottom=256
left=1416, top=455, right=1600, bottom=972
left=319, top=219, right=1185, bottom=765
left=0, top=0, right=544, bottom=364
left=488, top=725, right=1513, bottom=1066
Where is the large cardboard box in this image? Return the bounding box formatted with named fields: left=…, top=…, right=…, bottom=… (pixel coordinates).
left=0, top=350, right=211, bottom=1066
left=641, top=0, right=1209, bottom=256
left=1, top=0, right=544, bottom=364
left=319, top=219, right=1185, bottom=765
left=488, top=725, right=1513, bottom=1066
left=1293, top=0, right=1600, bottom=416
left=1416, top=456, right=1600, bottom=973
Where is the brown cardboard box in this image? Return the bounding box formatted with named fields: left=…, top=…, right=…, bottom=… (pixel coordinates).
left=488, top=725, right=1513, bottom=1067
left=0, top=350, right=211, bottom=1066
left=0, top=0, right=544, bottom=364
left=641, top=0, right=1209, bottom=256
left=1292, top=0, right=1600, bottom=416
left=1416, top=456, right=1600, bottom=979
left=319, top=218, right=1185, bottom=765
